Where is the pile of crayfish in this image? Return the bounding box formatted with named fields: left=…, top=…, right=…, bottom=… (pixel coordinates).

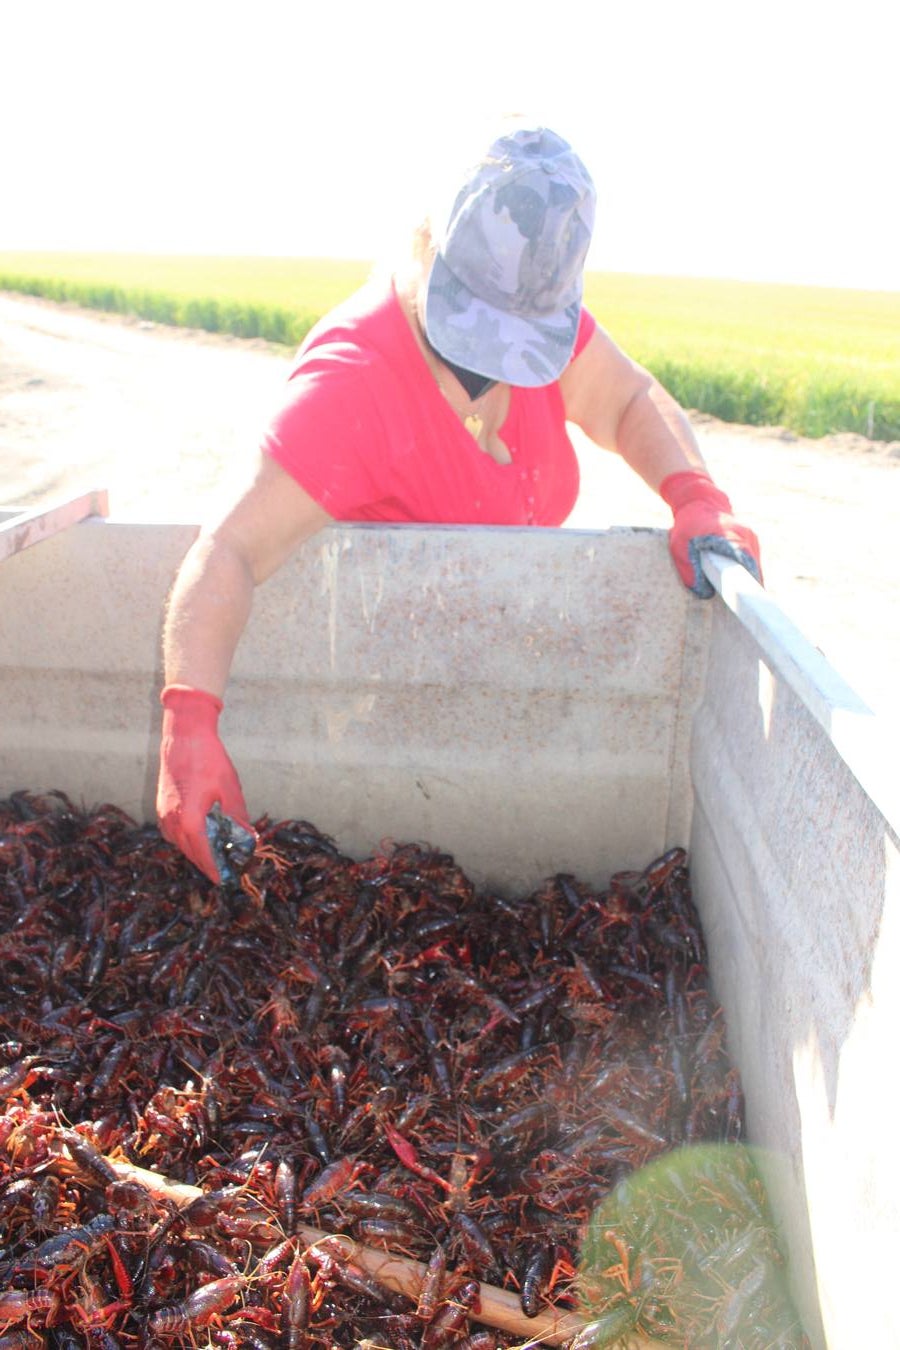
left=0, top=791, right=795, bottom=1348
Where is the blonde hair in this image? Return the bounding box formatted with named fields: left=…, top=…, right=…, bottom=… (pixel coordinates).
left=411, top=217, right=435, bottom=267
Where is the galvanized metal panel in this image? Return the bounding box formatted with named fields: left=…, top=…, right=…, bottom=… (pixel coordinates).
left=0, top=519, right=703, bottom=890
left=690, top=588, right=900, bottom=1350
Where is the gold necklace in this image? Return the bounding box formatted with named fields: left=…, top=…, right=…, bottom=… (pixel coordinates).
left=434, top=370, right=489, bottom=442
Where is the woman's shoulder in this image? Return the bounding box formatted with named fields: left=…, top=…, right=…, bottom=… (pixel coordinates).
left=289, top=276, right=404, bottom=376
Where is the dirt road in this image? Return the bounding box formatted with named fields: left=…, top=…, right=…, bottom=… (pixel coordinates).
left=2, top=291, right=897, bottom=723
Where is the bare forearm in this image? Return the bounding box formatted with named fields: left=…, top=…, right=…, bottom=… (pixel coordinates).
left=615, top=376, right=707, bottom=492
left=163, top=533, right=255, bottom=697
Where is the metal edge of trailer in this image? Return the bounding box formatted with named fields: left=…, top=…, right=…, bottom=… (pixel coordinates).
left=0, top=489, right=109, bottom=562
left=701, top=553, right=898, bottom=828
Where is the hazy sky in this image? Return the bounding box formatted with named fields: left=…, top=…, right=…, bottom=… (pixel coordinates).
left=2, top=0, right=896, bottom=290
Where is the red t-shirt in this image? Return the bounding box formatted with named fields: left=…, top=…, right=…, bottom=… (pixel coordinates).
left=261, top=280, right=597, bottom=526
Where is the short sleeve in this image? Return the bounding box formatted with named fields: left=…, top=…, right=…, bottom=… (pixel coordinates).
left=572, top=306, right=597, bottom=360
left=260, top=345, right=391, bottom=517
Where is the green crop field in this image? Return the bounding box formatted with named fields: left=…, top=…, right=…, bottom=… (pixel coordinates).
left=1, top=251, right=898, bottom=440
left=0, top=253, right=368, bottom=349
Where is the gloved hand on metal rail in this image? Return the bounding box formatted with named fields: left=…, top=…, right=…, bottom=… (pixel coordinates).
left=660, top=469, right=763, bottom=599
left=156, top=684, right=255, bottom=884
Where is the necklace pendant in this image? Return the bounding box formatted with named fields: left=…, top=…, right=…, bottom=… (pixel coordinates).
left=464, top=413, right=484, bottom=440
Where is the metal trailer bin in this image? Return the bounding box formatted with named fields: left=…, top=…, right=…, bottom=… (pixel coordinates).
left=1, top=510, right=897, bottom=1348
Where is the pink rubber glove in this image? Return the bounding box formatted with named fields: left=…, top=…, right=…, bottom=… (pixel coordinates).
left=156, top=684, right=253, bottom=883
left=660, top=470, right=763, bottom=599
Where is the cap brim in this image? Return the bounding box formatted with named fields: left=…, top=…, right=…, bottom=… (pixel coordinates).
left=424, top=252, right=581, bottom=389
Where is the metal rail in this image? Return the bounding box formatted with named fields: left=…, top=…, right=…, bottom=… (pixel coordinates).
left=0, top=489, right=109, bottom=563
left=702, top=552, right=898, bottom=829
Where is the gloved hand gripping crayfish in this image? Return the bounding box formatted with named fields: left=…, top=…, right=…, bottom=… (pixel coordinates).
left=0, top=792, right=807, bottom=1348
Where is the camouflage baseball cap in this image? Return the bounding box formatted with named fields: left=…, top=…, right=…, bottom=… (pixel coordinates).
left=424, top=125, right=596, bottom=388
